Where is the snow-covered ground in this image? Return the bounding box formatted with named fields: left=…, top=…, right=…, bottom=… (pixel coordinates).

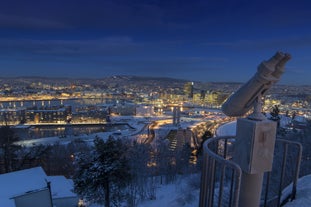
left=134, top=174, right=311, bottom=207
left=13, top=114, right=311, bottom=207
left=15, top=116, right=151, bottom=147
left=136, top=117, right=311, bottom=207
left=282, top=175, right=311, bottom=207
left=14, top=113, right=222, bottom=147
left=137, top=175, right=200, bottom=207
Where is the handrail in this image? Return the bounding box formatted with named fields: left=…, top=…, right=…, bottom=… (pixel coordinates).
left=199, top=136, right=242, bottom=207
left=262, top=138, right=302, bottom=207
left=199, top=136, right=302, bottom=207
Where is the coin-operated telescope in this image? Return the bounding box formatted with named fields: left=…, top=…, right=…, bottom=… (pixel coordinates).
left=221, top=52, right=291, bottom=207
left=222, top=51, right=291, bottom=119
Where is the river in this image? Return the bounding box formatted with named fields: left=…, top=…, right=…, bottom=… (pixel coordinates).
left=13, top=123, right=130, bottom=140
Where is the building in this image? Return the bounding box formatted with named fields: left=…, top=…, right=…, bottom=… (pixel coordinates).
left=136, top=105, right=154, bottom=116
left=110, top=102, right=136, bottom=116
left=47, top=176, right=79, bottom=207
left=0, top=167, right=79, bottom=207
left=72, top=105, right=108, bottom=123
left=0, top=108, right=26, bottom=125
left=26, top=106, right=71, bottom=124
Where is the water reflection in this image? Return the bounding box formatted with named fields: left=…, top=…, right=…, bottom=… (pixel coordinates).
left=0, top=98, right=122, bottom=112
left=15, top=123, right=129, bottom=140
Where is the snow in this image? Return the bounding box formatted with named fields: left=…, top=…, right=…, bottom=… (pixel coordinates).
left=137, top=175, right=200, bottom=207
left=282, top=175, right=311, bottom=207
left=133, top=172, right=311, bottom=207
left=293, top=115, right=307, bottom=123
left=47, top=176, right=76, bottom=199
left=0, top=167, right=77, bottom=207
left=9, top=114, right=311, bottom=207
left=15, top=133, right=110, bottom=147
left=216, top=121, right=236, bottom=137
left=136, top=117, right=311, bottom=207
left=216, top=118, right=311, bottom=207
left=0, top=167, right=47, bottom=207
left=14, top=114, right=222, bottom=147
left=14, top=116, right=151, bottom=147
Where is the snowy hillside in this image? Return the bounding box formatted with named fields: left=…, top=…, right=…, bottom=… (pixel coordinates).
left=136, top=118, right=310, bottom=207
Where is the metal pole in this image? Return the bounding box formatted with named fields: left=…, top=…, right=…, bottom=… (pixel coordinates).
left=239, top=172, right=264, bottom=207
left=233, top=117, right=277, bottom=207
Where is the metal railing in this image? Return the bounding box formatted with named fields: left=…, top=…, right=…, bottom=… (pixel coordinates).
left=262, top=139, right=302, bottom=207
left=199, top=136, right=242, bottom=207
left=199, top=137, right=302, bottom=207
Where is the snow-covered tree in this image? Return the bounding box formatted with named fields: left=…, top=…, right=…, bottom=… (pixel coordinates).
left=73, top=136, right=131, bottom=207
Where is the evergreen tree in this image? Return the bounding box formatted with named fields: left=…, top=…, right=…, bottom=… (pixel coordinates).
left=197, top=130, right=213, bottom=155
left=270, top=105, right=280, bottom=121
left=270, top=105, right=281, bottom=129
left=73, top=136, right=131, bottom=207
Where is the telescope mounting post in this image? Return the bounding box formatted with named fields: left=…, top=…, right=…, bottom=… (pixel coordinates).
left=222, top=52, right=291, bottom=207
left=247, top=95, right=266, bottom=121
left=199, top=52, right=291, bottom=207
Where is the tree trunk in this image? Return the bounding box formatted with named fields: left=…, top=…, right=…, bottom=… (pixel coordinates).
left=104, top=180, right=110, bottom=207
left=4, top=145, right=12, bottom=173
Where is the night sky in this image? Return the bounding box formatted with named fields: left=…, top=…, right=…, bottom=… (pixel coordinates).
left=1, top=0, right=311, bottom=85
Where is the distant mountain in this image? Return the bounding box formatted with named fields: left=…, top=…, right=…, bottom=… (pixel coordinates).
left=0, top=75, right=191, bottom=90
left=1, top=75, right=300, bottom=95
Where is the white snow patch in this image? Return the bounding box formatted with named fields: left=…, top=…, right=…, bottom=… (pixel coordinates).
left=283, top=174, right=311, bottom=207
left=216, top=121, right=236, bottom=137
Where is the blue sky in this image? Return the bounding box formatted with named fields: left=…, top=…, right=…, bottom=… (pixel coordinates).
left=0, top=0, right=311, bottom=85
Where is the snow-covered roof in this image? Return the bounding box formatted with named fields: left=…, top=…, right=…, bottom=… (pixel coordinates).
left=47, top=176, right=76, bottom=199
left=0, top=167, right=77, bottom=207
left=293, top=115, right=307, bottom=123
left=0, top=167, right=47, bottom=207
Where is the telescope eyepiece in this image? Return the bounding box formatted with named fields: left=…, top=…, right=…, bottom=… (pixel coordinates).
left=221, top=51, right=291, bottom=117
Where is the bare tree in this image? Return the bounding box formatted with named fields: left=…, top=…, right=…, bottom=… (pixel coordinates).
left=0, top=125, right=20, bottom=173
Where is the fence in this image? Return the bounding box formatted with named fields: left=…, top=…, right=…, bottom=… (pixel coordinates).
left=199, top=136, right=302, bottom=207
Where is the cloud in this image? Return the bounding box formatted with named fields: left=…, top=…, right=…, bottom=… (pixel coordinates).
left=88, top=56, right=227, bottom=69
left=204, top=36, right=311, bottom=50
left=0, top=1, right=165, bottom=30
left=0, top=35, right=230, bottom=65
left=82, top=56, right=227, bottom=80
left=0, top=0, right=215, bottom=31
left=0, top=36, right=140, bottom=57
left=0, top=37, right=230, bottom=78
left=285, top=66, right=308, bottom=75
left=0, top=13, right=67, bottom=29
